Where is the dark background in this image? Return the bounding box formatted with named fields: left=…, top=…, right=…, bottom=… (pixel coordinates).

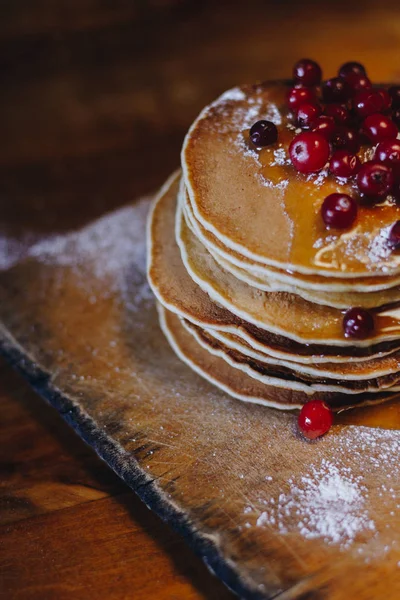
left=1, top=1, right=400, bottom=598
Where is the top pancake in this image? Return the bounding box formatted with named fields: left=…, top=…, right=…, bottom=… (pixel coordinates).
left=182, top=82, right=400, bottom=278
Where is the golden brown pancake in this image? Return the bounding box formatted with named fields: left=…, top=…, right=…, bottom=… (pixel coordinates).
left=185, top=324, right=400, bottom=381
left=147, top=172, right=400, bottom=364
left=182, top=83, right=400, bottom=277
left=159, top=303, right=399, bottom=410
left=182, top=319, right=400, bottom=393
left=181, top=184, right=400, bottom=293
left=182, top=193, right=400, bottom=309
left=176, top=187, right=400, bottom=346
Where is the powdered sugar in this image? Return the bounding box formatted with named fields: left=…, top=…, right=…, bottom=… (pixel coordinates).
left=0, top=197, right=153, bottom=306
left=245, top=426, right=400, bottom=553
left=256, top=460, right=374, bottom=548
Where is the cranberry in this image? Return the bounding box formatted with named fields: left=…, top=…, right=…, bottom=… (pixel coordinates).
left=293, top=59, right=322, bottom=86
left=324, top=104, right=350, bottom=125
left=249, top=120, right=278, bottom=147
left=287, top=87, right=316, bottom=111
left=343, top=307, right=374, bottom=339
left=376, top=88, right=392, bottom=111
left=392, top=108, right=400, bottom=128
left=362, top=114, right=398, bottom=143
left=289, top=132, right=330, bottom=174
left=298, top=400, right=333, bottom=440
left=332, top=127, right=360, bottom=153
left=357, top=161, right=394, bottom=198
left=296, top=103, right=321, bottom=128
left=322, top=77, right=350, bottom=103
left=310, top=116, right=336, bottom=140
left=338, top=61, right=367, bottom=78
left=321, top=193, right=357, bottom=229
left=329, top=150, right=361, bottom=178
left=388, top=86, right=400, bottom=109
left=344, top=73, right=372, bottom=95
left=388, top=221, right=400, bottom=249
left=374, top=140, right=400, bottom=179
left=353, top=90, right=385, bottom=119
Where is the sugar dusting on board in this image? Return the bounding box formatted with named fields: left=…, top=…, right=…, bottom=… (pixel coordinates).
left=245, top=426, right=400, bottom=555
left=0, top=197, right=153, bottom=310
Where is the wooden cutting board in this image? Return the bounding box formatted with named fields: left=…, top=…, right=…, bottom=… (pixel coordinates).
left=1, top=197, right=400, bottom=600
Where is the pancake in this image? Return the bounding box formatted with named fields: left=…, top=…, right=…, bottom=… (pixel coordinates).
left=187, top=325, right=400, bottom=381
left=147, top=171, right=400, bottom=364
left=181, top=184, right=400, bottom=293
left=159, top=303, right=399, bottom=410
left=181, top=319, right=400, bottom=393
left=176, top=191, right=400, bottom=346
left=182, top=83, right=400, bottom=278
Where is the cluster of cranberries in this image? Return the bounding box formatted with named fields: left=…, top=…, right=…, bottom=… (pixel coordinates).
left=249, top=60, right=400, bottom=344
left=249, top=59, right=400, bottom=249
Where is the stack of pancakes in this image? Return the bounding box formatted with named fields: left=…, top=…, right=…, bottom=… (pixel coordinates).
left=147, top=82, right=400, bottom=410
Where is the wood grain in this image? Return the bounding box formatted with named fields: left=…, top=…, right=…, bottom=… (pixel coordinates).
left=0, top=360, right=234, bottom=599
left=2, top=1, right=400, bottom=598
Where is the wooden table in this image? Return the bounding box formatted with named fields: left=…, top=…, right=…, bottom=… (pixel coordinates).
left=2, top=1, right=400, bottom=597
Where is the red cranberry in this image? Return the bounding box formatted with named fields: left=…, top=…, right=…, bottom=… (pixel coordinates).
left=321, top=193, right=357, bottom=229
left=376, top=88, right=392, bottom=111
left=374, top=140, right=400, bottom=179
left=353, top=90, right=385, bottom=119
left=293, top=59, right=322, bottom=86
left=344, top=73, right=372, bottom=95
left=392, top=108, right=400, bottom=128
left=298, top=400, right=333, bottom=440
left=289, top=132, right=330, bottom=174
left=357, top=161, right=394, bottom=198
left=343, top=307, right=374, bottom=339
left=287, top=87, right=316, bottom=111
left=324, top=104, right=350, bottom=125
left=296, top=103, right=321, bottom=128
left=392, top=180, right=400, bottom=201
left=310, top=116, right=336, bottom=140
left=389, top=86, right=400, bottom=109
left=249, top=120, right=278, bottom=147
left=362, top=114, right=398, bottom=143
left=338, top=61, right=367, bottom=78
left=329, top=150, right=361, bottom=178
left=332, top=127, right=360, bottom=153
left=322, top=77, right=350, bottom=103
left=388, top=221, right=400, bottom=249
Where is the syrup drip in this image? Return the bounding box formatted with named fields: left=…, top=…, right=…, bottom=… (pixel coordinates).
left=336, top=396, right=400, bottom=430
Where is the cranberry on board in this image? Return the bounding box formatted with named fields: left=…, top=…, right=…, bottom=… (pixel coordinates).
left=388, top=221, right=400, bottom=250
left=338, top=61, right=367, bottom=78
left=289, top=131, right=330, bottom=173
left=321, top=193, right=358, bottom=229
left=343, top=307, right=375, bottom=339
left=249, top=120, right=278, bottom=147
left=329, top=150, right=361, bottom=178
left=296, top=103, right=321, bottom=128
left=357, top=161, right=394, bottom=198
left=310, top=116, right=336, bottom=141
left=298, top=400, right=333, bottom=440
left=293, top=59, right=322, bottom=86
left=287, top=87, right=316, bottom=111
left=362, top=114, right=398, bottom=143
